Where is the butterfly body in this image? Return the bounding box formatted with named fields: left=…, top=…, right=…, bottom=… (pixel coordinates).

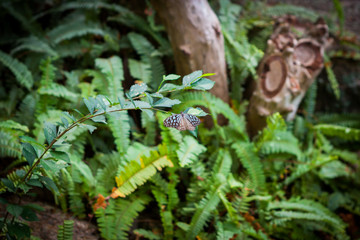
left=163, top=112, right=200, bottom=131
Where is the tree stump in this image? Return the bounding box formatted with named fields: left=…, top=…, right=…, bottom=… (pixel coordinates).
left=248, top=16, right=331, bottom=136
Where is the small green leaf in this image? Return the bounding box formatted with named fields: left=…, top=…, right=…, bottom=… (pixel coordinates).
left=60, top=116, right=69, bottom=128
left=41, top=159, right=68, bottom=174
left=164, top=74, right=181, bottom=80
left=91, top=114, right=107, bottom=123
left=200, top=73, right=215, bottom=77
left=27, top=179, right=43, bottom=187
left=96, top=95, right=108, bottom=111
left=154, top=98, right=181, bottom=108
left=129, top=83, right=148, bottom=97
left=150, top=93, right=164, bottom=98
left=7, top=204, right=24, bottom=217
left=186, top=107, right=208, bottom=116
left=73, top=108, right=84, bottom=117
left=40, top=176, right=59, bottom=193
left=190, top=78, right=215, bottom=90
left=182, top=70, right=202, bottom=86
left=118, top=96, right=125, bottom=108
left=50, top=151, right=70, bottom=163
left=80, top=124, right=97, bottom=134
left=20, top=208, right=38, bottom=221
left=145, top=92, right=153, bottom=105
left=15, top=169, right=25, bottom=178
left=43, top=122, right=57, bottom=145
left=62, top=111, right=76, bottom=121
left=159, top=83, right=184, bottom=92
left=22, top=142, right=37, bottom=166
left=84, top=97, right=96, bottom=114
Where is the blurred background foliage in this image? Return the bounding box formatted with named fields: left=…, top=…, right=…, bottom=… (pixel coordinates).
left=0, top=0, right=359, bottom=239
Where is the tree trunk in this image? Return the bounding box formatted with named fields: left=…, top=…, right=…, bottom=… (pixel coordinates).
left=247, top=16, right=331, bottom=136
left=151, top=0, right=229, bottom=103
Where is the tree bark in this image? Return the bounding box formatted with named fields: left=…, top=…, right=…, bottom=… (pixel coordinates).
left=151, top=0, right=229, bottom=103
left=247, top=16, right=331, bottom=136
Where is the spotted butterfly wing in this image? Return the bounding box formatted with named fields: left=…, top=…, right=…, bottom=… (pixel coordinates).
left=163, top=113, right=200, bottom=131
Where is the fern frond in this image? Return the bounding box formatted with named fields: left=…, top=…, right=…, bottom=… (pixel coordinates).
left=95, top=56, right=130, bottom=153
left=114, top=150, right=173, bottom=197
left=11, top=36, right=57, bottom=56
left=96, top=195, right=151, bottom=240
left=285, top=153, right=337, bottom=185
left=317, top=113, right=360, bottom=128
left=134, top=229, right=162, bottom=240
left=263, top=4, right=319, bottom=21
left=152, top=188, right=174, bottom=239
left=0, top=132, right=22, bottom=158
left=0, top=50, right=33, bottom=89
left=0, top=120, right=29, bottom=132
left=47, top=19, right=110, bottom=44
left=213, top=149, right=232, bottom=177
left=62, top=169, right=86, bottom=217
left=186, top=176, right=226, bottom=239
left=314, top=124, right=360, bottom=141
left=127, top=32, right=165, bottom=89
left=38, top=83, right=78, bottom=102
left=324, top=55, right=340, bottom=99
left=260, top=140, right=301, bottom=159
left=57, top=220, right=74, bottom=240
left=231, top=142, right=266, bottom=192
left=176, top=136, right=206, bottom=167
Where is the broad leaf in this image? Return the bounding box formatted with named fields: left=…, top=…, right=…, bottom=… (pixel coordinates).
left=154, top=98, right=181, bottom=108
left=164, top=74, right=181, bottom=80
left=22, top=142, right=37, bottom=166
left=129, top=83, right=148, bottom=97
left=190, top=78, right=215, bottom=90
left=182, top=70, right=202, bottom=86
left=43, top=122, right=57, bottom=145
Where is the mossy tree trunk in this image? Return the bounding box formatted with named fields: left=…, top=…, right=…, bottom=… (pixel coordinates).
left=151, top=0, right=229, bottom=103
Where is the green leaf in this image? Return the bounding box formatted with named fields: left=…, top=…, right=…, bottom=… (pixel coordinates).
left=84, top=97, right=97, bottom=114
left=190, top=78, right=215, bottom=90
left=20, top=208, right=38, bottom=221
left=182, top=70, right=202, bottom=86
left=40, top=176, right=59, bottom=193
left=7, top=204, right=23, bottom=217
left=145, top=92, right=153, bottom=105
left=315, top=124, right=360, bottom=141
left=60, top=116, right=69, bottom=128
left=164, top=74, right=181, bottom=80
left=159, top=83, right=184, bottom=92
left=154, top=98, right=181, bottom=108
left=73, top=109, right=84, bottom=117
left=186, top=107, right=208, bottom=116
left=0, top=50, right=33, bottom=90
left=43, top=122, right=57, bottom=145
left=129, top=83, right=148, bottom=97
left=91, top=114, right=107, bottom=123
left=62, top=111, right=76, bottom=121
left=200, top=73, right=215, bottom=77
left=96, top=95, right=108, bottom=111
left=27, top=179, right=43, bottom=188
left=41, top=159, right=68, bottom=174
left=176, top=136, right=206, bottom=167
left=22, top=142, right=37, bottom=166
left=7, top=222, right=30, bottom=239
left=50, top=151, right=70, bottom=163
left=80, top=124, right=97, bottom=134
left=118, top=96, right=125, bottom=108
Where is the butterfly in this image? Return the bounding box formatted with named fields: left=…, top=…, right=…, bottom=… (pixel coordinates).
left=163, top=112, right=201, bottom=131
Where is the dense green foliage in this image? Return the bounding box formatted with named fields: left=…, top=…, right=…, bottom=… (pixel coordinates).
left=0, top=0, right=359, bottom=239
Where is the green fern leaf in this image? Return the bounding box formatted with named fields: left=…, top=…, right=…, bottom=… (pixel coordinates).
left=186, top=176, right=226, bottom=239
left=115, top=150, right=173, bottom=197
left=315, top=124, right=360, bottom=141
left=263, top=4, right=319, bottom=21
left=11, top=36, right=57, bottom=56
left=38, top=83, right=78, bottom=102
left=176, top=136, right=206, bottom=167
left=231, top=142, right=266, bottom=192
left=96, top=195, right=151, bottom=240
left=95, top=56, right=130, bottom=153
left=0, top=50, right=33, bottom=89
